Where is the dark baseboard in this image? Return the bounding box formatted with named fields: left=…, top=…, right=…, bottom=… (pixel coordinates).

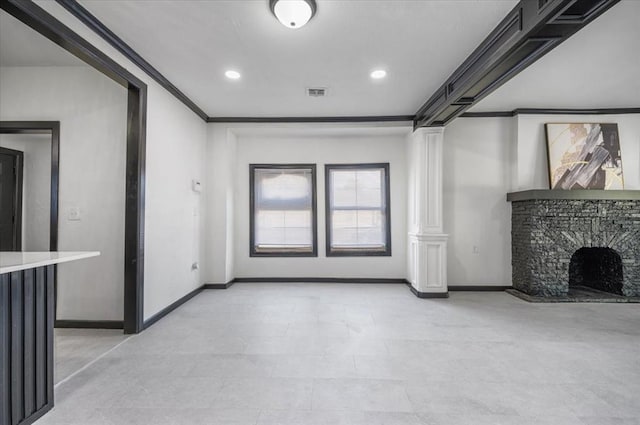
left=203, top=280, right=236, bottom=289
left=449, top=285, right=512, bottom=291
left=143, top=285, right=204, bottom=330
left=55, top=320, right=124, bottom=329
left=406, top=283, right=449, bottom=299
left=232, top=277, right=408, bottom=284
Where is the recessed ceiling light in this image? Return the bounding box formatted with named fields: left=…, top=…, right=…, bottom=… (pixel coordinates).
left=370, top=70, right=387, bottom=80
left=225, top=70, right=241, bottom=80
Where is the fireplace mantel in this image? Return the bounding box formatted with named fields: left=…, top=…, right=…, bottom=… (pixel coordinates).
left=507, top=190, right=640, bottom=202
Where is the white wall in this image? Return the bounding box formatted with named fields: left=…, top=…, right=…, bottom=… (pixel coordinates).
left=443, top=117, right=514, bottom=287
left=33, top=1, right=209, bottom=320
left=514, top=113, right=640, bottom=190
left=143, top=84, right=206, bottom=319
left=0, top=134, right=51, bottom=251
left=205, top=124, right=409, bottom=281
left=0, top=66, right=127, bottom=320
left=443, top=113, right=640, bottom=287
left=205, top=124, right=236, bottom=284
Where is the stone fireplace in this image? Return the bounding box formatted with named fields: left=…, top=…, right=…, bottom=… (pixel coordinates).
left=507, top=190, right=640, bottom=300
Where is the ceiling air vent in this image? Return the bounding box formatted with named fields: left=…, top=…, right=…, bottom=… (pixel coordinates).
left=307, top=87, right=327, bottom=97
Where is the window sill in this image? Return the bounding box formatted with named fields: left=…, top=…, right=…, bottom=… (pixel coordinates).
left=250, top=249, right=317, bottom=258
left=326, top=248, right=391, bottom=257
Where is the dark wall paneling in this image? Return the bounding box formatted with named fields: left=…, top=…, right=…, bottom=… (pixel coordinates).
left=1, top=266, right=54, bottom=425
left=1, top=273, right=10, bottom=425
left=414, top=0, right=621, bottom=128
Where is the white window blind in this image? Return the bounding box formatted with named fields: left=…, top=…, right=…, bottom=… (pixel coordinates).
left=253, top=167, right=314, bottom=253
left=328, top=166, right=388, bottom=252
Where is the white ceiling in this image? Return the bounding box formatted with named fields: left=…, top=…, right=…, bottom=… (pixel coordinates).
left=470, top=0, right=640, bottom=112
left=0, top=9, right=86, bottom=67
left=76, top=0, right=517, bottom=117
left=2, top=1, right=636, bottom=118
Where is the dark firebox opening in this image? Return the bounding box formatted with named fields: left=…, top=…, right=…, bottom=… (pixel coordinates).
left=569, top=247, right=624, bottom=295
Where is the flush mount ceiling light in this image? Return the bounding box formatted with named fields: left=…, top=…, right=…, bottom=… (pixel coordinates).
left=370, top=69, right=387, bottom=80
left=270, top=0, right=317, bottom=29
left=225, top=70, right=241, bottom=80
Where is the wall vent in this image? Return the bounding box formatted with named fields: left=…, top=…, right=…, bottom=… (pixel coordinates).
left=307, top=87, right=327, bottom=97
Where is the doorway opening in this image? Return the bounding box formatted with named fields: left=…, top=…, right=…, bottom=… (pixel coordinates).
left=0, top=146, right=23, bottom=250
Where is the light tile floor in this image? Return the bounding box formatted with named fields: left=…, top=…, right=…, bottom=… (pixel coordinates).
left=38, top=283, right=640, bottom=425
left=55, top=328, right=129, bottom=384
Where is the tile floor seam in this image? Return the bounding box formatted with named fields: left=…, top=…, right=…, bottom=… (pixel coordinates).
left=54, top=333, right=133, bottom=389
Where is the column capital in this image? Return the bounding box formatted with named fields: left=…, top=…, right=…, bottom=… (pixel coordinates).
left=413, top=126, right=445, bottom=137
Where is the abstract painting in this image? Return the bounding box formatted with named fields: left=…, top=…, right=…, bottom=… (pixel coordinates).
left=545, top=123, right=624, bottom=190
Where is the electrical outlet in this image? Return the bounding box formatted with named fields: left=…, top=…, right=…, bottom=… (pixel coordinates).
left=472, top=245, right=480, bottom=255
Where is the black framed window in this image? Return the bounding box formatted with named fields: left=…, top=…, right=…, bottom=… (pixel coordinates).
left=250, top=164, right=317, bottom=256
left=325, top=163, right=391, bottom=256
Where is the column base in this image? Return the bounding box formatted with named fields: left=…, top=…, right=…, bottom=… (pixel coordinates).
left=408, top=232, right=449, bottom=295
left=406, top=282, right=449, bottom=298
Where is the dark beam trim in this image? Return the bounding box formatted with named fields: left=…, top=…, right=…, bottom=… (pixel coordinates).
left=55, top=0, right=209, bottom=122
left=460, top=111, right=516, bottom=118
left=414, top=0, right=621, bottom=128
left=1, top=0, right=146, bottom=334
left=513, top=107, right=640, bottom=115
left=207, top=116, right=414, bottom=124
left=460, top=107, right=640, bottom=118
left=142, top=285, right=204, bottom=330
left=54, top=320, right=124, bottom=329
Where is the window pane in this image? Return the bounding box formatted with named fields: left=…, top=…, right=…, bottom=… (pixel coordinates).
left=331, top=210, right=384, bottom=248
left=331, top=169, right=383, bottom=208
left=356, top=210, right=384, bottom=246
left=331, top=210, right=358, bottom=246
left=252, top=166, right=314, bottom=253
left=327, top=165, right=389, bottom=254
left=256, top=169, right=312, bottom=210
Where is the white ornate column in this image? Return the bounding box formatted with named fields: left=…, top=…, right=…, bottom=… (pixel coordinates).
left=407, top=127, right=448, bottom=297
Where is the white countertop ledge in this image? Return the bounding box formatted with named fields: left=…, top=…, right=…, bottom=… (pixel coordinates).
left=0, top=251, right=100, bottom=274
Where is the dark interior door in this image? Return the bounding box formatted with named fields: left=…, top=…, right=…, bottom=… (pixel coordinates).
left=0, top=146, right=23, bottom=251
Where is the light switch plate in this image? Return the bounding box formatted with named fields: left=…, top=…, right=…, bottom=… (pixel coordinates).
left=68, top=207, right=81, bottom=221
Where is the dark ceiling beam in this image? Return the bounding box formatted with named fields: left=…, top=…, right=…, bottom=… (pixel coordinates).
left=413, top=0, right=621, bottom=129
left=207, top=115, right=414, bottom=124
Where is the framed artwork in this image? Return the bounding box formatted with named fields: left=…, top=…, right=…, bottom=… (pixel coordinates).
left=545, top=123, right=624, bottom=190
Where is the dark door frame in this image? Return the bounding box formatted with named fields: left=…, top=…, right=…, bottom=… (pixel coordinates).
left=0, top=122, right=59, bottom=252
left=0, top=0, right=146, bottom=334
left=0, top=145, right=24, bottom=251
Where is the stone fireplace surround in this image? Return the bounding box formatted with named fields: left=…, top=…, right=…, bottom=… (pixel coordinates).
left=507, top=190, right=640, bottom=300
